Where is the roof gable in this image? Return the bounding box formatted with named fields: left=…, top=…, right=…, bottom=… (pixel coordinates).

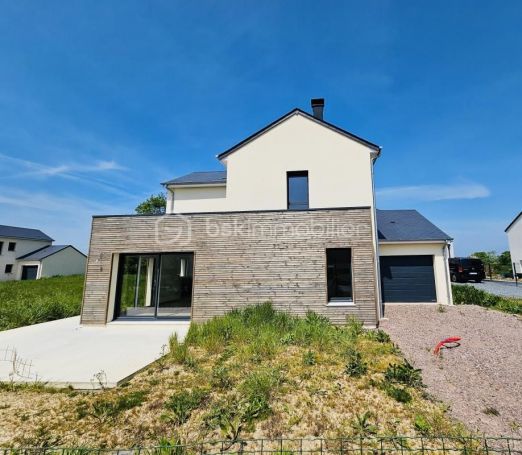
left=377, top=209, right=452, bottom=242
left=505, top=211, right=522, bottom=232
left=0, top=225, right=53, bottom=242
left=216, top=108, right=381, bottom=161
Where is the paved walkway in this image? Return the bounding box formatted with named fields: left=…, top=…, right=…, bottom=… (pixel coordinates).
left=381, top=305, right=522, bottom=438
left=0, top=317, right=189, bottom=388
left=454, top=280, right=522, bottom=299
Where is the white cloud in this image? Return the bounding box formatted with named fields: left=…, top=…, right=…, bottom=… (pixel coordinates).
left=376, top=182, right=490, bottom=202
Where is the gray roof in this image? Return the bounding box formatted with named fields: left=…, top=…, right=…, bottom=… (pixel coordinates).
left=17, top=245, right=81, bottom=261
left=377, top=209, right=452, bottom=242
left=163, top=171, right=227, bottom=186
left=0, top=225, right=53, bottom=242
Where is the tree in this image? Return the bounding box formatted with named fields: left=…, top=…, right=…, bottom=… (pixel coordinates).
left=497, top=250, right=512, bottom=276
left=470, top=251, right=498, bottom=279
left=135, top=193, right=167, bottom=215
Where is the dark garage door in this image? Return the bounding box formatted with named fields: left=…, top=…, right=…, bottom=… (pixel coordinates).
left=21, top=265, right=38, bottom=280
left=380, top=255, right=436, bottom=303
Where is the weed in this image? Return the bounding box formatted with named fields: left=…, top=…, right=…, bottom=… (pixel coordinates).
left=344, top=348, right=368, bottom=377
left=302, top=350, right=317, bottom=366
left=384, top=384, right=412, bottom=403
left=365, top=329, right=391, bottom=343
left=384, top=360, right=423, bottom=388
left=77, top=390, right=148, bottom=422
left=414, top=414, right=432, bottom=435
left=437, top=304, right=446, bottom=313
left=351, top=411, right=378, bottom=436
left=163, top=389, right=207, bottom=425
left=345, top=316, right=364, bottom=338
left=211, top=365, right=233, bottom=389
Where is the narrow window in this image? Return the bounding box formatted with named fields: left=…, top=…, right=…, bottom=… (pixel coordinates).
left=5, top=264, right=13, bottom=274
left=8, top=242, right=16, bottom=252
left=326, top=248, right=353, bottom=302
left=287, top=171, right=309, bottom=210
left=0, top=241, right=3, bottom=254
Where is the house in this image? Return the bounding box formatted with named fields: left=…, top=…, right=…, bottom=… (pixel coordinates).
left=0, top=225, right=87, bottom=281
left=81, top=99, right=452, bottom=328
left=505, top=212, right=522, bottom=275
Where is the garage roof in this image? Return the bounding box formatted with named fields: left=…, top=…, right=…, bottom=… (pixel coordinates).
left=17, top=245, right=84, bottom=261
left=377, top=210, right=452, bottom=242
left=163, top=171, right=227, bottom=186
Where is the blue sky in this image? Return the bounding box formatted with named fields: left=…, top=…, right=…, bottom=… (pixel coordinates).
left=0, top=1, right=520, bottom=255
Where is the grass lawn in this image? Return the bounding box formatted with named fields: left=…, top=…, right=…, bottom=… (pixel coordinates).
left=0, top=303, right=468, bottom=449
left=452, top=284, right=522, bottom=315
left=0, top=275, right=84, bottom=331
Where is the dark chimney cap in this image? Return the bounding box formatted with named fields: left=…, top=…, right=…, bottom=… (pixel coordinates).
left=311, top=98, right=325, bottom=120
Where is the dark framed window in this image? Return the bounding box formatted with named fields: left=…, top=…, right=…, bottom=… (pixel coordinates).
left=287, top=171, right=309, bottom=210
left=8, top=242, right=16, bottom=252
left=326, top=248, right=353, bottom=302
left=5, top=264, right=13, bottom=274
left=0, top=241, right=3, bottom=254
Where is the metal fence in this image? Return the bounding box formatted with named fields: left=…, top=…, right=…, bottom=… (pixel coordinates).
left=1, top=437, right=521, bottom=455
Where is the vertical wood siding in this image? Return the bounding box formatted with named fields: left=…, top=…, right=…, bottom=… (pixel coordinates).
left=81, top=208, right=378, bottom=326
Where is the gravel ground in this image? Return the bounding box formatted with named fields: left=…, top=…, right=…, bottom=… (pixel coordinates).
left=454, top=280, right=522, bottom=299
left=381, top=304, right=522, bottom=438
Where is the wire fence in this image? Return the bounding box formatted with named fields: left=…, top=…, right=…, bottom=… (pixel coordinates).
left=1, top=436, right=521, bottom=455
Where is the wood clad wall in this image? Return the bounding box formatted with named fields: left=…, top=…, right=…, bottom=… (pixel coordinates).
left=81, top=208, right=378, bottom=326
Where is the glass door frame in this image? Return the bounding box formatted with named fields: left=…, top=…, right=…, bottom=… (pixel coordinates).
left=114, top=252, right=194, bottom=321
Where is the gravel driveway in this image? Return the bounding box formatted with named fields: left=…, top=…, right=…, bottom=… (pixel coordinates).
left=454, top=280, right=522, bottom=299
left=380, top=305, right=522, bottom=438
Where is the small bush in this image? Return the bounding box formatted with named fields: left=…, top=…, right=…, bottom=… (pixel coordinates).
left=344, top=348, right=368, bottom=377
left=414, top=414, right=432, bottom=435
left=384, top=361, right=423, bottom=388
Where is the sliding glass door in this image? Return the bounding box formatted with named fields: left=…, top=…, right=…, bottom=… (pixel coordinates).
left=115, top=253, right=193, bottom=319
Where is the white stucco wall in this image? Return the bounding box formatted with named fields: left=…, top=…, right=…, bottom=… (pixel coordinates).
left=379, top=242, right=453, bottom=305
left=0, top=238, right=51, bottom=281
left=506, top=216, right=522, bottom=273
left=39, top=247, right=86, bottom=277
left=167, top=112, right=375, bottom=214
left=170, top=185, right=227, bottom=213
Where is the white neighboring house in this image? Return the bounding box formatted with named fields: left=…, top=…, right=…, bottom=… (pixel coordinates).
left=505, top=212, right=522, bottom=274
left=0, top=225, right=86, bottom=281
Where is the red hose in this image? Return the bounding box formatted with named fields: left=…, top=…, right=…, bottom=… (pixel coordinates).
left=433, top=336, right=461, bottom=355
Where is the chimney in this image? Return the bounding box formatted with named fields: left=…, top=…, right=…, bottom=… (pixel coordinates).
left=311, top=98, right=325, bottom=120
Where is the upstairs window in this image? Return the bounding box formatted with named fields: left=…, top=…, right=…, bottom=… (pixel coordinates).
left=8, top=242, right=16, bottom=252
left=4, top=264, right=13, bottom=274
left=326, top=248, right=353, bottom=302
left=287, top=171, right=309, bottom=210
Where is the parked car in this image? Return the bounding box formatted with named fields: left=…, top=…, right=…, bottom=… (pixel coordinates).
left=449, top=257, right=486, bottom=283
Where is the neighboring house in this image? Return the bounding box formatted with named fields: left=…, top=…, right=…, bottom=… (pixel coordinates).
left=81, top=99, right=452, bottom=328
left=505, top=212, right=522, bottom=274
left=0, top=225, right=86, bottom=281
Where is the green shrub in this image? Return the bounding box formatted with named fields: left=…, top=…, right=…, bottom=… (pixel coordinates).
left=414, top=414, right=432, bottom=435
left=344, top=348, right=368, bottom=377
left=163, top=389, right=207, bottom=425
left=452, top=285, right=522, bottom=315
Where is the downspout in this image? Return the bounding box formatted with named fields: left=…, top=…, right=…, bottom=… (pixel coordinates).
left=443, top=240, right=453, bottom=305
left=370, top=148, right=383, bottom=322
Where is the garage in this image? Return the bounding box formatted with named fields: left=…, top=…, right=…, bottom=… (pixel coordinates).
left=380, top=255, right=437, bottom=303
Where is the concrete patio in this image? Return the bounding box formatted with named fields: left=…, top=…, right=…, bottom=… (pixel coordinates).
left=0, top=317, right=189, bottom=389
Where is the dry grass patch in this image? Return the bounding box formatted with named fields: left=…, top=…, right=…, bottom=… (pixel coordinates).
left=0, top=304, right=468, bottom=448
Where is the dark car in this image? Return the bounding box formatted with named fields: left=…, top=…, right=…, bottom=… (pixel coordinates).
left=448, top=257, right=486, bottom=283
